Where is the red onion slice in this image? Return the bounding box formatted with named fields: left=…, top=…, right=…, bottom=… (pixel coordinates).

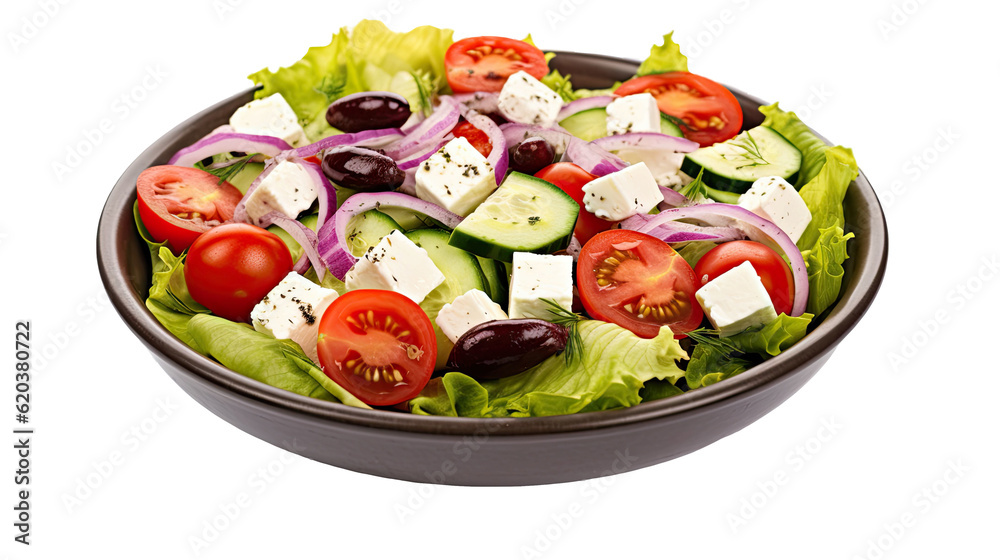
left=591, top=132, right=699, bottom=155
left=457, top=108, right=508, bottom=185
left=565, top=137, right=628, bottom=177
left=385, top=97, right=460, bottom=160
left=289, top=127, right=404, bottom=159
left=659, top=185, right=691, bottom=208
left=556, top=95, right=615, bottom=121
left=622, top=213, right=744, bottom=243
left=623, top=203, right=810, bottom=316
left=317, top=192, right=464, bottom=279
left=500, top=123, right=575, bottom=155
left=298, top=161, right=337, bottom=231
left=168, top=132, right=292, bottom=167
left=257, top=212, right=325, bottom=278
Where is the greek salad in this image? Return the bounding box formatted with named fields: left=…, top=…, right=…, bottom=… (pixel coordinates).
left=134, top=21, right=860, bottom=417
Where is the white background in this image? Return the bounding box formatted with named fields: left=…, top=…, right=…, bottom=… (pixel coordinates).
left=3, top=0, right=997, bottom=557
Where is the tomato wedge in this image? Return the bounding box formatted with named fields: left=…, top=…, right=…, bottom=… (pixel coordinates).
left=578, top=230, right=703, bottom=338
left=445, top=36, right=549, bottom=93
left=615, top=72, right=742, bottom=147
left=694, top=241, right=794, bottom=316
left=136, top=165, right=243, bottom=252
left=534, top=163, right=612, bottom=244
left=317, top=290, right=436, bottom=406
left=451, top=120, right=492, bottom=157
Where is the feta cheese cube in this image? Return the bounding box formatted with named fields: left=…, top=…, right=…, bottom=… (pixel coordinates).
left=581, top=162, right=664, bottom=221
left=243, top=160, right=318, bottom=225
left=508, top=252, right=574, bottom=320
left=345, top=230, right=446, bottom=304
left=435, top=289, right=508, bottom=344
left=229, top=93, right=308, bottom=147
left=615, top=149, right=686, bottom=188
left=606, top=93, right=661, bottom=135
left=251, top=272, right=339, bottom=363
left=415, top=137, right=498, bottom=217
left=738, top=176, right=813, bottom=243
left=695, top=261, right=777, bottom=337
left=498, top=71, right=563, bottom=127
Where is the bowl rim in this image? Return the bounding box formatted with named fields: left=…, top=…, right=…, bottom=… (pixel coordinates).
left=97, top=50, right=888, bottom=437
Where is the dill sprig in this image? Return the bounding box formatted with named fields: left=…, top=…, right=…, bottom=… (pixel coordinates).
left=541, top=298, right=584, bottom=365
left=726, top=131, right=770, bottom=169
left=205, top=153, right=261, bottom=185
left=686, top=327, right=743, bottom=358
left=677, top=168, right=707, bottom=201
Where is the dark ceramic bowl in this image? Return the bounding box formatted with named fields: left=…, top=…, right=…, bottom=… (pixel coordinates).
left=97, top=51, right=887, bottom=486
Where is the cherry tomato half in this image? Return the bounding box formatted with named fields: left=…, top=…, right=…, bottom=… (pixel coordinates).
left=184, top=223, right=294, bottom=323
left=578, top=230, right=703, bottom=338
left=136, top=165, right=243, bottom=252
left=535, top=163, right=613, bottom=244
left=317, top=290, right=436, bottom=406
left=694, top=241, right=794, bottom=316
left=445, top=36, right=549, bottom=93
left=615, top=72, right=743, bottom=147
left=451, top=121, right=492, bottom=157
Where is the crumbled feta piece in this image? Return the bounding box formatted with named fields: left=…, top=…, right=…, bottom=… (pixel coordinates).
left=251, top=272, right=339, bottom=363
left=581, top=162, right=664, bottom=221
left=435, top=289, right=508, bottom=344
left=738, top=176, right=813, bottom=243
left=508, top=252, right=574, bottom=320
left=415, top=137, right=498, bottom=217
left=229, top=93, right=307, bottom=147
left=498, top=71, right=563, bottom=127
left=606, top=93, right=661, bottom=135
left=695, top=261, right=777, bottom=337
left=344, top=230, right=445, bottom=304
left=243, top=160, right=318, bottom=225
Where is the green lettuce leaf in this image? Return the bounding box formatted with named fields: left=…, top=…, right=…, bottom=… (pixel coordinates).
left=636, top=33, right=688, bottom=76
left=248, top=20, right=454, bottom=138
left=759, top=103, right=832, bottom=188
left=639, top=379, right=685, bottom=402
left=685, top=344, right=750, bottom=389
left=541, top=69, right=577, bottom=102
left=726, top=313, right=814, bottom=358
left=801, top=227, right=854, bottom=315
left=677, top=241, right=717, bottom=269
left=187, top=314, right=370, bottom=408
left=410, top=321, right=687, bottom=417
left=795, top=146, right=859, bottom=250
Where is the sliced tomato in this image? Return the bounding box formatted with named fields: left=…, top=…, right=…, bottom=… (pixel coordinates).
left=694, top=241, right=794, bottom=316
left=137, top=165, right=243, bottom=252
left=451, top=120, right=492, bottom=157
left=534, top=163, right=612, bottom=244
left=184, top=223, right=294, bottom=322
left=445, top=36, right=549, bottom=93
left=578, top=230, right=703, bottom=338
left=317, top=290, right=436, bottom=406
left=615, top=72, right=743, bottom=147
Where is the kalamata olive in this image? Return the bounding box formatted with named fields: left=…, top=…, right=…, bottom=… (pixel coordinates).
left=326, top=92, right=411, bottom=133
left=321, top=146, right=405, bottom=192
left=510, top=136, right=555, bottom=175
left=447, top=319, right=568, bottom=380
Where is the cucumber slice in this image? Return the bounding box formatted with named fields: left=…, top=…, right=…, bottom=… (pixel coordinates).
left=559, top=107, right=683, bottom=141
left=228, top=162, right=264, bottom=194
left=476, top=256, right=508, bottom=308
left=449, top=172, right=579, bottom=262
left=268, top=213, right=318, bottom=261
left=405, top=229, right=488, bottom=370
left=681, top=126, right=802, bottom=193
left=344, top=210, right=401, bottom=257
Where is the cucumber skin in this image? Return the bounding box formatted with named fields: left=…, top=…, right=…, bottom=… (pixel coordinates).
left=476, top=256, right=508, bottom=308
left=448, top=172, right=579, bottom=262
left=681, top=154, right=800, bottom=194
